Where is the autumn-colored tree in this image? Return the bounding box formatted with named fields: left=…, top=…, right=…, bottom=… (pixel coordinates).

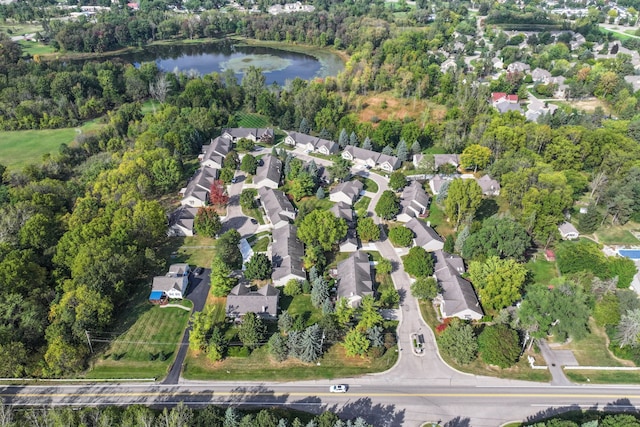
left=209, top=180, right=228, bottom=208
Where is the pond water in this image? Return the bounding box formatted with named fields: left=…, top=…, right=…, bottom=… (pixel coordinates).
left=117, top=40, right=343, bottom=85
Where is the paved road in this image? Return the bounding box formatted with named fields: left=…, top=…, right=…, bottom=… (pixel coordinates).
left=164, top=269, right=211, bottom=385
left=220, top=172, right=258, bottom=239
left=3, top=382, right=640, bottom=426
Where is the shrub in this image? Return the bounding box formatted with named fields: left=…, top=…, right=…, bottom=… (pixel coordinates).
left=284, top=279, right=302, bottom=296
left=388, top=226, right=414, bottom=247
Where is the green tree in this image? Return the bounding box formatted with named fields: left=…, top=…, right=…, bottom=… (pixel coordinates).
left=299, top=324, right=323, bottom=362
left=316, top=187, right=325, bottom=199
left=277, top=310, right=294, bottom=334
left=389, top=171, right=407, bottom=191
left=462, top=217, right=531, bottom=261
left=240, top=154, right=258, bottom=175
left=609, top=257, right=638, bottom=289
left=468, top=256, right=527, bottom=312
left=460, top=144, right=492, bottom=172
left=240, top=188, right=257, bottom=210
left=241, top=66, right=265, bottom=112
left=403, top=246, right=434, bottom=277
left=311, top=277, right=330, bottom=308
left=343, top=328, right=370, bottom=357
left=335, top=297, right=355, bottom=327
left=219, top=167, right=235, bottom=184
left=438, top=318, right=478, bottom=365
left=357, top=295, right=383, bottom=330
left=236, top=138, right=255, bottom=152
left=594, top=293, right=621, bottom=327
left=388, top=226, right=414, bottom=247
left=216, top=229, right=243, bottom=269
left=556, top=240, right=610, bottom=279
left=376, top=258, right=392, bottom=275
left=207, top=327, right=226, bottom=362
left=577, top=204, right=603, bottom=233
left=151, top=157, right=182, bottom=193
left=237, top=312, right=266, bottom=350
left=268, top=333, right=289, bottom=362
left=411, top=276, right=439, bottom=300
left=357, top=217, right=380, bottom=242
left=243, top=253, right=272, bottom=281
left=283, top=279, right=302, bottom=296
left=327, top=157, right=352, bottom=183
left=445, top=178, right=483, bottom=229
left=194, top=207, right=222, bottom=237
left=210, top=257, right=237, bottom=297
left=375, top=190, right=400, bottom=220
left=289, top=172, right=315, bottom=201
left=297, top=210, right=347, bottom=251
left=478, top=324, right=520, bottom=368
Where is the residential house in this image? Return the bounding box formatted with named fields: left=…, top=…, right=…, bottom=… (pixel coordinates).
left=526, top=99, right=558, bottom=122
left=330, top=201, right=355, bottom=227
left=558, top=222, right=579, bottom=240
left=491, top=92, right=523, bottom=114
left=342, top=146, right=401, bottom=171
left=329, top=180, right=364, bottom=205
left=336, top=251, right=374, bottom=307
left=168, top=206, right=198, bottom=237
left=284, top=131, right=338, bottom=155
left=340, top=230, right=359, bottom=253
left=491, top=56, right=504, bottom=71
left=254, top=154, right=282, bottom=189
left=226, top=284, right=280, bottom=320
left=531, top=67, right=552, bottom=83
left=476, top=175, right=501, bottom=196
left=180, top=167, right=218, bottom=207
left=506, top=61, right=531, bottom=73
left=571, top=33, right=586, bottom=51
left=221, top=127, right=274, bottom=143
left=440, top=57, right=457, bottom=73
left=271, top=224, right=306, bottom=286
left=429, top=174, right=452, bottom=195
left=405, top=218, right=444, bottom=251
left=397, top=181, right=431, bottom=223
left=433, top=250, right=483, bottom=320
left=549, top=76, right=568, bottom=99
left=150, top=263, right=190, bottom=300
left=434, top=154, right=460, bottom=170
left=258, top=187, right=296, bottom=228
left=200, top=136, right=232, bottom=169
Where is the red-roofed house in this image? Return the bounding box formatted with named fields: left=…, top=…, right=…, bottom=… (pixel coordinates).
left=491, top=92, right=519, bottom=103
left=545, top=249, right=556, bottom=262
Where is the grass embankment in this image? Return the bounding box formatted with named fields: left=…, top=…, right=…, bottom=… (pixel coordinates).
left=0, top=120, right=103, bottom=170
left=354, top=176, right=378, bottom=193
left=85, top=304, right=191, bottom=379
left=354, top=196, right=371, bottom=218
left=419, top=301, right=551, bottom=382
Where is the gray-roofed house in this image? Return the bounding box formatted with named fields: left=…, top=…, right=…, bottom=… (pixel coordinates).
left=429, top=174, right=452, bottom=195
left=339, top=229, right=359, bottom=253
left=151, top=263, right=191, bottom=299
left=226, top=284, right=280, bottom=320
left=329, top=180, right=364, bottom=205
left=342, top=146, right=401, bottom=171
left=432, top=250, right=483, bottom=320
left=285, top=132, right=339, bottom=155
left=493, top=99, right=523, bottom=114
left=476, top=175, right=501, bottom=196
left=254, top=154, right=282, bottom=189
left=200, top=136, right=232, bottom=169
left=434, top=154, right=460, bottom=170
left=180, top=167, right=218, bottom=207
left=525, top=99, right=558, bottom=122
left=271, top=224, right=306, bottom=286
left=221, top=127, right=274, bottom=143
left=507, top=61, right=531, bottom=73
left=397, top=181, right=431, bottom=223
left=531, top=67, right=552, bottom=83
left=337, top=251, right=374, bottom=307
left=168, top=206, right=198, bottom=237
left=405, top=218, right=444, bottom=251
left=258, top=187, right=296, bottom=229
left=330, top=201, right=355, bottom=227
left=558, top=222, right=579, bottom=240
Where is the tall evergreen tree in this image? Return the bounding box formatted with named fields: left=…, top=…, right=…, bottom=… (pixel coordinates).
left=349, top=131, right=358, bottom=146
left=338, top=128, right=348, bottom=148
left=382, top=145, right=394, bottom=155
left=299, top=117, right=311, bottom=134
left=362, top=137, right=373, bottom=150
left=396, top=139, right=408, bottom=161
left=299, top=324, right=323, bottom=362
left=411, top=140, right=421, bottom=154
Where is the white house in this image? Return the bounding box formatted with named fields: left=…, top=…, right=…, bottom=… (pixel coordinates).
left=342, top=146, right=401, bottom=171
left=151, top=263, right=190, bottom=299
left=329, top=180, right=364, bottom=205
left=271, top=224, right=306, bottom=286
left=405, top=218, right=444, bottom=252
left=337, top=251, right=373, bottom=308
left=221, top=127, right=274, bottom=143
left=259, top=187, right=296, bottom=229
left=397, top=181, right=431, bottom=223
left=476, top=175, right=501, bottom=196
left=558, top=222, right=579, bottom=240
left=200, top=136, right=232, bottom=169
left=180, top=167, right=218, bottom=207
left=429, top=174, right=452, bottom=195
left=254, top=154, right=282, bottom=189
left=433, top=250, right=483, bottom=321
left=168, top=206, right=198, bottom=237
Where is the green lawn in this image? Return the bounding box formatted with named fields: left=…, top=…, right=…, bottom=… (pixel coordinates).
left=354, top=196, right=371, bottom=218
left=426, top=203, right=453, bottom=237
left=295, top=196, right=334, bottom=212
left=525, top=256, right=559, bottom=286
left=183, top=342, right=397, bottom=381
left=565, top=369, right=640, bottom=384
left=18, top=40, right=56, bottom=56
left=281, top=294, right=323, bottom=327
left=0, top=120, right=103, bottom=170
left=355, top=176, right=378, bottom=193
left=85, top=305, right=191, bottom=379
left=251, top=236, right=270, bottom=252
left=595, top=226, right=640, bottom=245
left=235, top=113, right=269, bottom=128
left=160, top=235, right=218, bottom=269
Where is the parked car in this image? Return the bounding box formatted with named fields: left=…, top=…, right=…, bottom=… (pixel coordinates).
left=250, top=218, right=258, bottom=224
left=231, top=177, right=237, bottom=183
left=329, top=384, right=347, bottom=393
left=193, top=267, right=204, bottom=276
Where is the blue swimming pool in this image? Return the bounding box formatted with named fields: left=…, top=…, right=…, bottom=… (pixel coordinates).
left=619, top=249, right=640, bottom=259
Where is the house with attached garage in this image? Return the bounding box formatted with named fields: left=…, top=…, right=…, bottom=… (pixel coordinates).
left=429, top=174, right=453, bottom=195
left=336, top=251, right=374, bottom=308
left=405, top=218, right=444, bottom=252
left=221, top=127, right=274, bottom=144
left=199, top=136, right=232, bottom=169
left=226, top=284, right=280, bottom=320
left=254, top=154, right=282, bottom=189
left=330, top=201, right=355, bottom=228
left=558, top=222, right=579, bottom=240
left=258, top=187, right=296, bottom=229
left=476, top=175, right=501, bottom=196
left=329, top=180, right=364, bottom=206
left=168, top=206, right=198, bottom=237
left=284, top=131, right=339, bottom=155
left=397, top=181, right=431, bottom=223
left=341, top=146, right=401, bottom=171
left=271, top=224, right=306, bottom=286
left=180, top=167, right=218, bottom=207
left=433, top=154, right=460, bottom=170
left=150, top=263, right=191, bottom=300
left=432, top=250, right=483, bottom=321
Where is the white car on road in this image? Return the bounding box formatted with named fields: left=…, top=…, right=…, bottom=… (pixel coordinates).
left=329, top=384, right=347, bottom=393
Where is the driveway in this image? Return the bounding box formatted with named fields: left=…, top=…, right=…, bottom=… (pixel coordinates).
left=289, top=146, right=335, bottom=167
left=220, top=172, right=259, bottom=239
left=164, top=268, right=211, bottom=384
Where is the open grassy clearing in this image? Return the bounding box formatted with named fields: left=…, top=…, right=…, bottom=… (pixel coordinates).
left=426, top=202, right=454, bottom=238
left=251, top=236, right=270, bottom=252
left=160, top=235, right=218, bottom=269
left=565, top=369, right=640, bottom=384
left=18, top=40, right=56, bottom=55
left=525, top=255, right=559, bottom=285
left=282, top=294, right=323, bottom=326
left=595, top=224, right=640, bottom=245
left=0, top=22, right=43, bottom=37
left=85, top=304, right=191, bottom=379
left=235, top=112, right=270, bottom=128
left=183, top=342, right=397, bottom=381
left=295, top=196, right=334, bottom=212
left=554, top=98, right=611, bottom=114
left=553, top=319, right=633, bottom=367
left=418, top=301, right=552, bottom=382
left=356, top=91, right=446, bottom=123
left=0, top=120, right=103, bottom=170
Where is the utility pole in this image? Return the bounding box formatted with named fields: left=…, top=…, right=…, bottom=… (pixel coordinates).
left=85, top=330, right=94, bottom=354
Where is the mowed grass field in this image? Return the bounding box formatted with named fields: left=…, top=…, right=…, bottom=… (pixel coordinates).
left=0, top=120, right=103, bottom=170
left=85, top=304, right=191, bottom=379
left=236, top=113, right=269, bottom=128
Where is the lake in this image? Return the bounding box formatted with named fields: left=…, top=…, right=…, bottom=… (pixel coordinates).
left=117, top=40, right=344, bottom=86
